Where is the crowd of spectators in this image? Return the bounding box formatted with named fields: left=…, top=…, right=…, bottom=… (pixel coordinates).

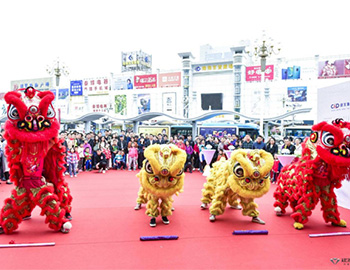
left=0, top=128, right=304, bottom=181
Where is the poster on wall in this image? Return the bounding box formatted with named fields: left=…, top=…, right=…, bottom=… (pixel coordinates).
left=162, top=92, right=176, bottom=114
left=138, top=126, right=170, bottom=137
left=58, top=88, right=69, bottom=100
left=70, top=80, right=83, bottom=96
left=137, top=94, right=151, bottom=114
left=112, top=74, right=134, bottom=90
left=83, top=77, right=110, bottom=95
left=115, top=95, right=127, bottom=115
left=287, top=86, right=307, bottom=102
left=282, top=66, right=301, bottom=80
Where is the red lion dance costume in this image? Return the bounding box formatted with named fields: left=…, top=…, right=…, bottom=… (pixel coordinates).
left=0, top=87, right=72, bottom=234
left=274, top=118, right=350, bottom=230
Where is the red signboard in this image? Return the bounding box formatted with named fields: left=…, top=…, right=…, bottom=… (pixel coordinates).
left=158, top=72, right=181, bottom=87
left=134, top=74, right=157, bottom=89
left=246, top=65, right=274, bottom=81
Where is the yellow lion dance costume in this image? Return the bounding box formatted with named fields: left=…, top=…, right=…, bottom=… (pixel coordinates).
left=200, top=149, right=274, bottom=224
left=134, top=144, right=186, bottom=227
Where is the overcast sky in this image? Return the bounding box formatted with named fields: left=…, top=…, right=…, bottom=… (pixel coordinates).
left=0, top=0, right=349, bottom=90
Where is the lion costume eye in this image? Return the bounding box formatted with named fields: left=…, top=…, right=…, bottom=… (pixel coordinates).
left=46, top=104, right=56, bottom=119
left=321, top=131, right=335, bottom=147
left=176, top=168, right=184, bottom=176
left=233, top=163, right=244, bottom=177
left=8, top=105, right=20, bottom=120
left=145, top=160, right=153, bottom=174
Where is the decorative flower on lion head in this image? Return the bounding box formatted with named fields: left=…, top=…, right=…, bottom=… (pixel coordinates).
left=201, top=149, right=274, bottom=224
left=135, top=144, right=186, bottom=227
left=274, top=118, right=350, bottom=230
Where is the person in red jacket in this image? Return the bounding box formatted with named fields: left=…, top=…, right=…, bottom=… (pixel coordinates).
left=175, top=136, right=186, bottom=151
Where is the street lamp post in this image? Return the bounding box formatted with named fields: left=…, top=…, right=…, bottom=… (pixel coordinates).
left=46, top=58, right=69, bottom=104
left=247, top=33, right=280, bottom=137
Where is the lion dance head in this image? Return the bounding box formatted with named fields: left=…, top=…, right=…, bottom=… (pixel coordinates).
left=4, top=87, right=58, bottom=142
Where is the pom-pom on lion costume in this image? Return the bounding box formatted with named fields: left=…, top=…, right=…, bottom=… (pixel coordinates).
left=201, top=149, right=274, bottom=224
left=135, top=144, right=186, bottom=227
left=274, top=118, right=350, bottom=230
left=0, top=87, right=72, bottom=234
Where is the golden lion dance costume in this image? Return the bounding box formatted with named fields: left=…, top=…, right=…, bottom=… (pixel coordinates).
left=135, top=144, right=186, bottom=227
left=201, top=149, right=274, bottom=224
left=274, top=119, right=350, bottom=230
left=0, top=87, right=72, bottom=234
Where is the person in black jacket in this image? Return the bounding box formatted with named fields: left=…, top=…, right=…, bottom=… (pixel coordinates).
left=117, top=135, right=128, bottom=154
left=94, top=149, right=107, bottom=173
left=144, top=134, right=158, bottom=147
left=264, top=137, right=279, bottom=157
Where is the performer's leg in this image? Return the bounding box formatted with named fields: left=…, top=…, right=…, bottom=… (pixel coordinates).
left=209, top=186, right=229, bottom=221
left=240, top=197, right=265, bottom=224
left=30, top=186, right=68, bottom=231
left=55, top=181, right=73, bottom=215
left=0, top=187, right=33, bottom=234
left=290, top=184, right=319, bottom=229
left=320, top=185, right=346, bottom=227
left=200, top=179, right=215, bottom=208
left=135, top=186, right=147, bottom=210
left=146, top=194, right=159, bottom=218
left=160, top=197, right=173, bottom=217
left=227, top=192, right=241, bottom=210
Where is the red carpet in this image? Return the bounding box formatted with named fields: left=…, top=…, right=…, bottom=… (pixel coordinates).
left=0, top=170, right=349, bottom=269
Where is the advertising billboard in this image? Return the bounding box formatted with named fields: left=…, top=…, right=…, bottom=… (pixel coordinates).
left=112, top=74, right=134, bottom=90
left=11, top=77, right=53, bottom=91
left=58, top=88, right=69, bottom=100
left=201, top=93, right=223, bottom=110
left=115, top=94, right=127, bottom=115
left=246, top=65, right=274, bottom=81
left=317, top=81, right=350, bottom=209
left=287, top=86, right=307, bottom=102
left=282, top=66, right=301, bottom=80
left=198, top=126, right=238, bottom=138
left=134, top=74, right=157, bottom=89
left=318, top=59, right=350, bottom=79
left=83, top=77, right=110, bottom=95
left=137, top=94, right=151, bottom=114
left=193, top=62, right=233, bottom=73
left=159, top=72, right=181, bottom=87
left=121, top=51, right=152, bottom=72
left=138, top=126, right=170, bottom=137
left=70, top=80, right=83, bottom=96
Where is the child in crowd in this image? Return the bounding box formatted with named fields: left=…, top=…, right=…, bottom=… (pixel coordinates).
left=184, top=140, right=193, bottom=173
left=77, top=143, right=85, bottom=172
left=67, top=147, right=79, bottom=178
left=84, top=148, right=93, bottom=171
left=114, top=150, right=126, bottom=170
left=216, top=149, right=227, bottom=161
left=128, top=142, right=138, bottom=171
